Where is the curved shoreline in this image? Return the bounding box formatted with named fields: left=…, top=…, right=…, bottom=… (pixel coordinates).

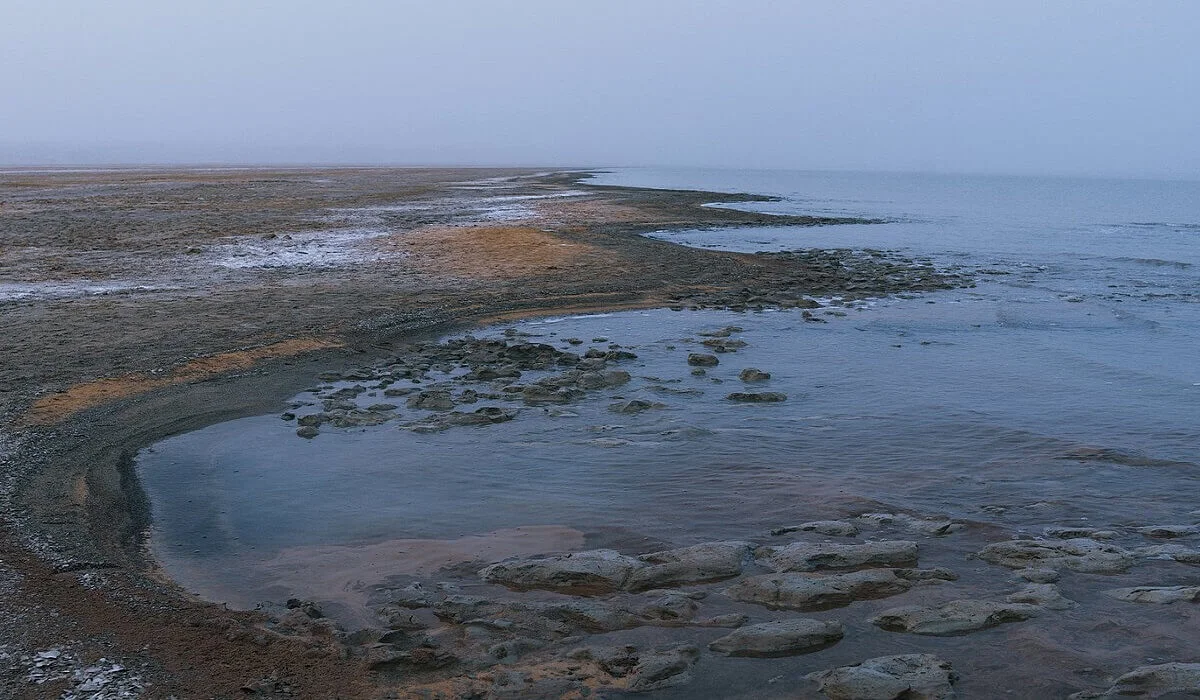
left=0, top=167, right=954, bottom=696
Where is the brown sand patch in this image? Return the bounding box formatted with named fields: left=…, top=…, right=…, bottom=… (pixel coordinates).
left=23, top=337, right=341, bottom=425
left=393, top=225, right=604, bottom=279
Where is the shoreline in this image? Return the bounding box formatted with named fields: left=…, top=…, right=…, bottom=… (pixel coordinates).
left=0, top=167, right=957, bottom=697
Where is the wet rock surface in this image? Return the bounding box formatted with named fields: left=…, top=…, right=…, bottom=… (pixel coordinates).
left=708, top=618, right=844, bottom=657
left=808, top=654, right=958, bottom=700
left=1103, top=585, right=1200, bottom=604
left=975, top=538, right=1137, bottom=573
left=760, top=540, right=920, bottom=572
left=1070, top=663, right=1200, bottom=699
left=870, top=600, right=1040, bottom=636
left=724, top=569, right=917, bottom=611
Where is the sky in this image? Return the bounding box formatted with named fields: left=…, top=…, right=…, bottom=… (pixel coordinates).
left=2, top=1, right=1198, bottom=178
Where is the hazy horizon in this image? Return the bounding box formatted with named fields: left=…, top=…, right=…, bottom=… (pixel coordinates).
left=3, top=1, right=1198, bottom=179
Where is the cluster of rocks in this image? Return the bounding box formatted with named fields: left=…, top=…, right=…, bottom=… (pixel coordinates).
left=255, top=509, right=1200, bottom=697
left=664, top=249, right=972, bottom=312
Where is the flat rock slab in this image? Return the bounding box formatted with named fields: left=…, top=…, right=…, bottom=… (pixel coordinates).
left=1007, top=583, right=1076, bottom=610
left=807, top=654, right=958, bottom=700
left=724, top=569, right=913, bottom=611
left=1104, top=586, right=1200, bottom=604
left=1135, top=525, right=1200, bottom=539
left=870, top=600, right=1039, bottom=636
left=771, top=520, right=861, bottom=537
left=760, top=540, right=919, bottom=572
left=1138, top=544, right=1200, bottom=564
left=1069, top=662, right=1200, bottom=699
left=975, top=538, right=1136, bottom=573
left=480, top=549, right=644, bottom=595
left=626, top=541, right=753, bottom=591
left=708, top=618, right=843, bottom=657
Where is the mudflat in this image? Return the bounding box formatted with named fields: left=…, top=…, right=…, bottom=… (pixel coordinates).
left=0, top=168, right=958, bottom=697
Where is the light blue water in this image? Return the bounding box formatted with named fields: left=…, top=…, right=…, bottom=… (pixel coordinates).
left=137, top=169, right=1200, bottom=696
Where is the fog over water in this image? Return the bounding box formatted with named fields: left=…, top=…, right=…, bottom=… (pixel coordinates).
left=2, top=1, right=1198, bottom=178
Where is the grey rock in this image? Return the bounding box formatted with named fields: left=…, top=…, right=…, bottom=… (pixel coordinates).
left=724, top=569, right=913, bottom=611
left=976, top=538, right=1136, bottom=573
left=870, top=600, right=1039, bottom=636
left=856, top=513, right=965, bottom=536
left=1069, top=662, right=1200, bottom=699
left=1135, top=525, right=1200, bottom=539
left=1015, top=567, right=1061, bottom=583
left=687, top=353, right=719, bottom=367
left=296, top=426, right=319, bottom=439
left=1138, top=544, right=1200, bottom=564
left=1044, top=526, right=1117, bottom=540
left=738, top=368, right=772, bottom=382
left=608, top=399, right=664, bottom=414
left=760, top=540, right=919, bottom=572
left=406, top=390, right=455, bottom=411
left=1103, top=585, right=1200, bottom=604
left=709, top=618, right=844, bottom=657
left=726, top=391, right=787, bottom=403
left=808, top=654, right=958, bottom=700
left=480, top=549, right=646, bottom=595
left=626, top=541, right=753, bottom=591
left=772, top=520, right=861, bottom=537
left=626, top=645, right=700, bottom=692
left=1007, top=583, right=1076, bottom=610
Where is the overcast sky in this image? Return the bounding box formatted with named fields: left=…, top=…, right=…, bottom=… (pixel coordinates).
left=2, top=1, right=1197, bottom=178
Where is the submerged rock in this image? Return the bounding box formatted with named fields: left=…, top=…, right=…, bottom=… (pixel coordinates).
left=856, top=512, right=965, bottom=536
left=738, top=368, right=772, bottom=382
left=870, top=600, right=1039, bottom=636
left=1044, top=526, right=1117, bottom=540
left=1134, top=525, right=1200, bottom=539
left=687, top=353, right=719, bottom=367
left=771, top=520, right=861, bottom=538
left=1069, top=663, right=1200, bottom=699
left=296, top=426, right=319, bottom=439
left=1137, top=544, right=1200, bottom=564
left=807, top=654, right=958, bottom=700
left=726, top=391, right=787, bottom=403
left=760, top=540, right=919, bottom=572
left=1007, top=583, right=1076, bottom=610
left=975, top=538, right=1136, bottom=573
left=1103, top=585, right=1200, bottom=604
left=1015, top=567, right=1061, bottom=583
left=724, top=569, right=914, bottom=611
left=708, top=619, right=844, bottom=657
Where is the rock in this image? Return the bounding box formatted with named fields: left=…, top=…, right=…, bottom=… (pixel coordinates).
left=625, top=541, right=753, bottom=591
left=366, top=403, right=398, bottom=412
left=690, top=368, right=706, bottom=376
left=807, top=654, right=957, bottom=700
left=739, top=368, right=772, bottom=382
left=296, top=413, right=327, bottom=427
left=625, top=645, right=700, bottom=692
left=709, top=618, right=844, bottom=657
left=1135, top=525, right=1199, bottom=539
left=975, top=538, right=1136, bottom=573
left=409, top=407, right=518, bottom=432
left=697, top=326, right=742, bottom=337
left=479, top=550, right=645, bottom=595
left=870, top=600, right=1039, bottom=636
left=1015, top=567, right=1061, bottom=583
left=1068, top=662, right=1200, bottom=699
left=771, top=521, right=861, bottom=537
left=702, top=338, right=747, bottom=352
left=1137, top=544, right=1200, bottom=564
left=407, top=390, right=455, bottom=411
left=1007, top=583, right=1076, bottom=610
left=1103, top=586, right=1200, bottom=604
left=296, top=426, right=319, bottom=439
left=856, top=513, right=965, bottom=536
left=1044, top=526, right=1117, bottom=540
left=760, top=540, right=919, bottom=572
left=726, top=391, right=787, bottom=403
left=724, top=569, right=913, bottom=611
left=382, top=386, right=416, bottom=397
left=687, top=353, right=719, bottom=367
left=608, top=399, right=664, bottom=414
left=566, top=338, right=583, bottom=345
left=894, top=567, right=958, bottom=582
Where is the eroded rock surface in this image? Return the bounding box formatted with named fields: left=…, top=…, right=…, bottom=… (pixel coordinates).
left=870, top=600, right=1039, bottom=636
left=771, top=521, right=861, bottom=537
left=724, top=569, right=915, bottom=611
left=1007, top=583, right=1076, bottom=610
left=807, top=654, right=958, bottom=700
left=760, top=540, right=919, bottom=572
left=708, top=618, right=843, bottom=657
left=976, top=538, right=1136, bottom=573
left=1103, top=586, right=1200, bottom=604
left=626, top=541, right=753, bottom=591
left=1069, top=662, right=1200, bottom=699
left=479, top=550, right=645, bottom=595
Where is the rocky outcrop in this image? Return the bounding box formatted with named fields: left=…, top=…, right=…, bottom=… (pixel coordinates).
left=870, top=600, right=1039, bottom=636
left=807, top=654, right=958, bottom=700
left=975, top=538, right=1136, bottom=573
left=724, top=569, right=914, bottom=611
left=708, top=618, right=843, bottom=657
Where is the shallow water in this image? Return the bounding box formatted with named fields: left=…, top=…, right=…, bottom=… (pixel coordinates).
left=137, top=169, right=1200, bottom=697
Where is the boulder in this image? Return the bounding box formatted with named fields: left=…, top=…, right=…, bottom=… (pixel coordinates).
left=687, top=353, right=719, bottom=367
left=708, top=618, right=843, bottom=657
left=975, top=538, right=1136, bottom=573
left=807, top=654, right=957, bottom=700
left=870, top=600, right=1039, bottom=636
left=738, top=368, right=772, bottom=382
left=760, top=540, right=919, bottom=572
left=724, top=569, right=913, bottom=611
